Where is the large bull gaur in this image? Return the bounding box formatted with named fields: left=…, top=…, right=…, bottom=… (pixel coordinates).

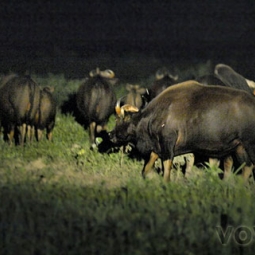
left=34, top=86, right=57, bottom=141
left=109, top=80, right=255, bottom=182
left=0, top=75, right=40, bottom=145
left=76, top=68, right=118, bottom=149
left=196, top=64, right=255, bottom=171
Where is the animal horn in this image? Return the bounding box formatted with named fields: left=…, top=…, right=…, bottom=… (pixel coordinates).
left=121, top=104, right=139, bottom=113
left=115, top=96, right=126, bottom=117
left=100, top=69, right=115, bottom=79
left=115, top=96, right=139, bottom=117
left=246, top=78, right=255, bottom=89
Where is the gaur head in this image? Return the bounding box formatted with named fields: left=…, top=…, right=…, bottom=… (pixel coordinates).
left=109, top=98, right=139, bottom=146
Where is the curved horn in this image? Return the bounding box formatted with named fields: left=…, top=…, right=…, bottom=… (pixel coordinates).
left=121, top=104, right=139, bottom=113
left=115, top=96, right=126, bottom=117
left=245, top=78, right=255, bottom=88
left=100, top=69, right=115, bottom=78
left=115, top=96, right=139, bottom=117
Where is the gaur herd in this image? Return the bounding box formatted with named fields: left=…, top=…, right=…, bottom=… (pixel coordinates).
left=0, top=74, right=56, bottom=145
left=1, top=63, right=255, bottom=182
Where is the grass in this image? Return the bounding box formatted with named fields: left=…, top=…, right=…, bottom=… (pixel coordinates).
left=1, top=58, right=255, bottom=255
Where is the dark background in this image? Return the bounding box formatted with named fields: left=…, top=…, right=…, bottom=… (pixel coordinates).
left=0, top=0, right=254, bottom=78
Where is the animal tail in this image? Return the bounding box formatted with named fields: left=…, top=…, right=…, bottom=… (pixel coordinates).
left=26, top=77, right=40, bottom=125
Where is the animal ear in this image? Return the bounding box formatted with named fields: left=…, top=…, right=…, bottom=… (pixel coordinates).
left=137, top=87, right=147, bottom=94
left=107, top=78, right=119, bottom=85
left=155, top=71, right=164, bottom=80
left=155, top=67, right=169, bottom=80
left=89, top=68, right=100, bottom=77
left=169, top=74, right=178, bottom=81
left=43, top=86, right=54, bottom=93
left=48, top=86, right=55, bottom=93
left=126, top=84, right=133, bottom=91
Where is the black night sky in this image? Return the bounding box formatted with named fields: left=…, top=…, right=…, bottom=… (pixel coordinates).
left=0, top=0, right=255, bottom=77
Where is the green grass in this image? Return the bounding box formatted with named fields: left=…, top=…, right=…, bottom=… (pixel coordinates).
left=1, top=64, right=255, bottom=255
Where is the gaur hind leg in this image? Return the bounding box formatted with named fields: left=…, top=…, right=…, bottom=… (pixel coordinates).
left=37, top=128, right=44, bottom=141
left=46, top=122, right=55, bottom=141
left=142, top=151, right=159, bottom=179
left=89, top=122, right=97, bottom=150
left=209, top=158, right=220, bottom=168
left=163, top=159, right=173, bottom=182
left=26, top=125, right=35, bottom=143
left=7, top=125, right=15, bottom=146
left=222, top=155, right=234, bottom=180
left=184, top=153, right=195, bottom=178
left=47, top=130, right=53, bottom=141
left=208, top=156, right=234, bottom=180
left=17, top=123, right=26, bottom=146
left=235, top=144, right=253, bottom=182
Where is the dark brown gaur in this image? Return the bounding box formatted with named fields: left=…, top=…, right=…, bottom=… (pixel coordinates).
left=123, top=84, right=148, bottom=110
left=195, top=74, right=226, bottom=86
left=110, top=80, right=255, bottom=182
left=76, top=68, right=118, bottom=149
left=214, top=63, right=254, bottom=95
left=196, top=64, right=255, bottom=172
left=0, top=75, right=40, bottom=146
left=149, top=67, right=178, bottom=101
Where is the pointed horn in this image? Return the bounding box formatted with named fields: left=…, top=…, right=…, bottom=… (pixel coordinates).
left=100, top=69, right=115, bottom=78
left=115, top=96, right=126, bottom=117
left=121, top=104, right=139, bottom=113
left=246, top=78, right=255, bottom=88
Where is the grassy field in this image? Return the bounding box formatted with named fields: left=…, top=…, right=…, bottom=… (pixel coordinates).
left=1, top=58, right=255, bottom=255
